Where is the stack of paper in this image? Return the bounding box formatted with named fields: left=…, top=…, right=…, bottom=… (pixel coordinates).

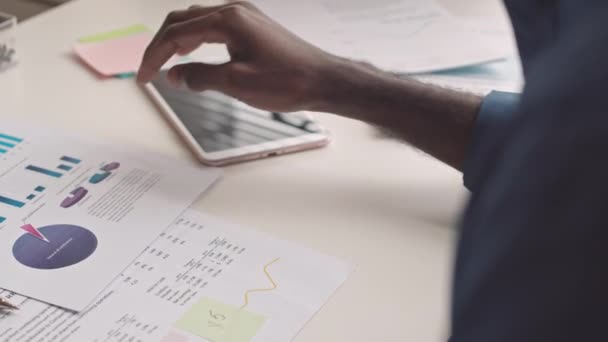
left=0, top=211, right=351, bottom=342
left=414, top=58, right=523, bottom=95
left=0, top=120, right=352, bottom=342
left=73, top=1, right=518, bottom=84
left=413, top=15, right=524, bottom=94
left=255, top=0, right=514, bottom=74
left=0, top=120, right=221, bottom=311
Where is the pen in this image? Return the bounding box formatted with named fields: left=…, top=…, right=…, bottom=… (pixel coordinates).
left=0, top=297, right=19, bottom=310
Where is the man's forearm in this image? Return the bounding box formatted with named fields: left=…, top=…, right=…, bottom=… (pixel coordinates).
left=312, top=58, right=483, bottom=170
left=136, top=2, right=482, bottom=170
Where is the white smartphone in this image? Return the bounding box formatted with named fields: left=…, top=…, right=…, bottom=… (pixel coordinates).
left=143, top=71, right=330, bottom=166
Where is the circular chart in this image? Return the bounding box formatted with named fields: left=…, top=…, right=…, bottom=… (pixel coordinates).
left=12, top=224, right=98, bottom=270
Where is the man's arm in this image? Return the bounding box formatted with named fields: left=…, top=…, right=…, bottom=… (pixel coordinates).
left=137, top=2, right=483, bottom=170
left=314, top=60, right=483, bottom=170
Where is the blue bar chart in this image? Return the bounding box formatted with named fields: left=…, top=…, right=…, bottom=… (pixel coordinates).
left=0, top=183, right=46, bottom=208
left=25, top=165, right=63, bottom=178
left=25, top=155, right=81, bottom=178
left=0, top=195, right=26, bottom=208
left=26, top=185, right=45, bottom=201
left=60, top=156, right=81, bottom=164
left=57, top=164, right=73, bottom=171
left=0, top=132, right=23, bottom=154
left=0, top=141, right=16, bottom=148
left=0, top=133, right=22, bottom=142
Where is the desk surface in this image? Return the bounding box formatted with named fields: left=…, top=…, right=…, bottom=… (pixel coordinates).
left=0, top=0, right=507, bottom=340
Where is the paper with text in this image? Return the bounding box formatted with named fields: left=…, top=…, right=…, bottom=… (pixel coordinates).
left=254, top=0, right=512, bottom=73
left=0, top=211, right=351, bottom=342
left=0, top=121, right=221, bottom=311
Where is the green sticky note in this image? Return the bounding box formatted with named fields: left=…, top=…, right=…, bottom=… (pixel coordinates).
left=175, top=298, right=266, bottom=342
left=78, top=24, right=150, bottom=43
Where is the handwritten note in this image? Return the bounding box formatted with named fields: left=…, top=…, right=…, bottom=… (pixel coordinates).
left=175, top=297, right=266, bottom=342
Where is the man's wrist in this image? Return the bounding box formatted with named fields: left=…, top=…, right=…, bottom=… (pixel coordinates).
left=308, top=57, right=387, bottom=117
left=308, top=57, right=415, bottom=124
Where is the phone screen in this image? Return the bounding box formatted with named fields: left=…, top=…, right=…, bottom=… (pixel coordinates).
left=151, top=71, right=322, bottom=153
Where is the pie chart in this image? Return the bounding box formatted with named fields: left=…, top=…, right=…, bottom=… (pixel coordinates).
left=12, top=224, right=98, bottom=270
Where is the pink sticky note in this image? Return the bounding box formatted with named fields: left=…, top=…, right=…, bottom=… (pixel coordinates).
left=74, top=32, right=152, bottom=77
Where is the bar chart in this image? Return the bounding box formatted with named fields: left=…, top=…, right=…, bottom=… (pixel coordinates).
left=0, top=184, right=46, bottom=208
left=0, top=132, right=23, bottom=154
left=58, top=164, right=73, bottom=171
left=25, top=155, right=82, bottom=179
left=0, top=195, right=25, bottom=208
left=25, top=165, right=63, bottom=178
left=25, top=185, right=46, bottom=201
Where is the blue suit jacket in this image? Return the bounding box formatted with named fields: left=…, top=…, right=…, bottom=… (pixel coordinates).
left=453, top=1, right=608, bottom=341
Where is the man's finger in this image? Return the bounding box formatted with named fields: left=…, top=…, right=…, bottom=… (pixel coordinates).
left=137, top=13, right=233, bottom=83
left=167, top=62, right=235, bottom=93
left=148, top=5, right=228, bottom=50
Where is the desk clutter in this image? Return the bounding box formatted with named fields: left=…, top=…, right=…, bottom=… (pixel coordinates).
left=1, top=0, right=521, bottom=341
left=0, top=121, right=351, bottom=341
left=70, top=0, right=521, bottom=89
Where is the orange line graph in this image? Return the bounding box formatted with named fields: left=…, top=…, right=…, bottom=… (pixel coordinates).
left=240, top=258, right=280, bottom=309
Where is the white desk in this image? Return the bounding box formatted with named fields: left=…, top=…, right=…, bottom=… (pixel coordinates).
left=0, top=0, right=508, bottom=340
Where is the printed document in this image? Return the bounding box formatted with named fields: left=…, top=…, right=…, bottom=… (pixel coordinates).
left=256, top=0, right=512, bottom=73
left=0, top=211, right=351, bottom=342
left=0, top=121, right=221, bottom=311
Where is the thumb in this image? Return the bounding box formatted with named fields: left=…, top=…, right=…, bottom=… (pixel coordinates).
left=167, top=62, right=234, bottom=93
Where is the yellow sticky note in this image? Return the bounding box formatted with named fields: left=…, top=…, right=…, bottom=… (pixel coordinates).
left=175, top=298, right=266, bottom=342
left=78, top=24, right=150, bottom=43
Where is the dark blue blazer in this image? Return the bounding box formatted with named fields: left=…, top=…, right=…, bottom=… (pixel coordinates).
left=453, top=1, right=608, bottom=341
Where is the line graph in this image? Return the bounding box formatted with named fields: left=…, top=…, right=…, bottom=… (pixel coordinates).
left=176, top=258, right=281, bottom=342
left=241, top=258, right=280, bottom=310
